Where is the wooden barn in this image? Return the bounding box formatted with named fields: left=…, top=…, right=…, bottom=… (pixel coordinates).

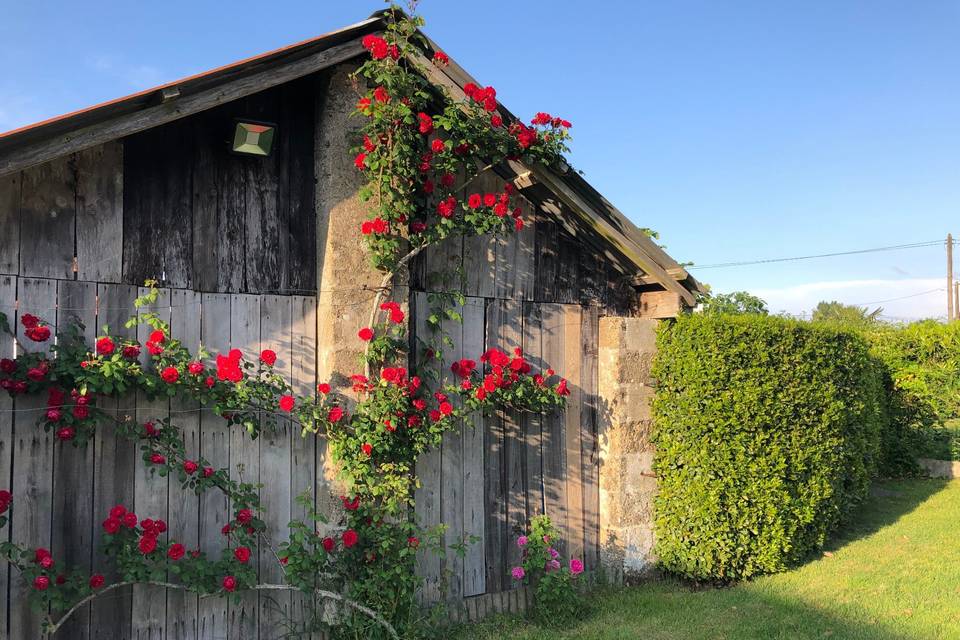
left=0, top=10, right=702, bottom=640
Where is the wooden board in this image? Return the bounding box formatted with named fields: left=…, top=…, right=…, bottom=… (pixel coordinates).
left=0, top=173, right=20, bottom=274
left=76, top=142, right=123, bottom=282
left=440, top=300, right=465, bottom=602
left=482, top=299, right=508, bottom=593
left=501, top=300, right=526, bottom=585
left=521, top=303, right=544, bottom=523
left=198, top=293, right=231, bottom=640
left=167, top=288, right=202, bottom=639
left=18, top=157, right=76, bottom=279
left=540, top=304, right=567, bottom=556
left=133, top=287, right=172, bottom=639
left=580, top=305, right=601, bottom=569
left=91, top=283, right=138, bottom=640
left=228, top=294, right=261, bottom=638
left=10, top=277, right=58, bottom=639
left=52, top=280, right=96, bottom=640
left=0, top=275, right=16, bottom=635
left=461, top=297, right=486, bottom=597
left=562, top=305, right=584, bottom=561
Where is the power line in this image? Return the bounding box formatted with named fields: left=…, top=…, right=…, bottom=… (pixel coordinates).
left=690, top=240, right=946, bottom=270
left=848, top=288, right=945, bottom=307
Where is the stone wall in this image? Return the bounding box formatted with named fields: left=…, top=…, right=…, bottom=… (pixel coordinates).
left=597, top=316, right=660, bottom=580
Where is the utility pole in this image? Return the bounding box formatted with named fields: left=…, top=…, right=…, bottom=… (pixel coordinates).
left=948, top=234, right=954, bottom=321
left=955, top=281, right=959, bottom=320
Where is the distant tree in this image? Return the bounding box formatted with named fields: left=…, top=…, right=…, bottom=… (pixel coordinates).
left=698, top=291, right=769, bottom=315
left=811, top=300, right=882, bottom=325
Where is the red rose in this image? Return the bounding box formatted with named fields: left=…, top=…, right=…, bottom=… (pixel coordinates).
left=357, top=97, right=371, bottom=112
left=122, top=344, right=140, bottom=359
left=168, top=543, right=185, bottom=561
left=138, top=535, right=158, bottom=555
left=437, top=196, right=457, bottom=218
left=354, top=152, right=367, bottom=170
left=410, top=221, right=426, bottom=234
left=278, top=395, right=295, bottom=412
left=439, top=401, right=453, bottom=416
left=234, top=546, right=251, bottom=563
left=26, top=367, right=45, bottom=381
left=146, top=341, right=163, bottom=355
left=0, top=490, right=11, bottom=514
left=56, top=427, right=75, bottom=441
left=358, top=327, right=374, bottom=342
left=55, top=574, right=66, bottom=585
left=222, top=576, right=237, bottom=592
left=0, top=358, right=15, bottom=374
left=161, top=367, right=179, bottom=384
left=40, top=555, right=54, bottom=570
left=361, top=443, right=372, bottom=457
left=183, top=460, right=199, bottom=475
left=408, top=536, right=419, bottom=548
left=34, top=548, right=50, bottom=563
left=322, top=537, right=335, bottom=553
left=96, top=336, right=115, bottom=356
left=27, top=326, right=51, bottom=342
left=90, top=574, right=105, bottom=588
left=468, top=193, right=482, bottom=209
left=109, top=505, right=126, bottom=519
left=341, top=495, right=360, bottom=511
left=203, top=467, right=215, bottom=478
left=46, top=409, right=61, bottom=422
left=429, top=410, right=441, bottom=422
left=149, top=330, right=165, bottom=344
left=491, top=115, right=503, bottom=128
left=33, top=576, right=50, bottom=591
left=418, top=112, right=433, bottom=135
left=205, top=376, right=215, bottom=388
left=440, top=173, right=456, bottom=187
left=317, top=383, right=331, bottom=394
left=363, top=135, right=376, bottom=152
left=20, top=313, right=40, bottom=329
left=236, top=508, right=253, bottom=525
left=72, top=405, right=89, bottom=420
left=222, top=524, right=232, bottom=536
left=188, top=361, right=204, bottom=375
left=515, top=218, right=524, bottom=231
left=150, top=453, right=166, bottom=465
left=342, top=529, right=359, bottom=548
left=373, top=86, right=389, bottom=103
left=259, top=349, right=277, bottom=366
left=556, top=379, right=570, bottom=396
left=123, top=512, right=138, bottom=528
left=430, top=138, right=444, bottom=153
left=433, top=50, right=449, bottom=65
left=328, top=406, right=344, bottom=423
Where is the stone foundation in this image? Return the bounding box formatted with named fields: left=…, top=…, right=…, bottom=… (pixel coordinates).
left=598, top=317, right=660, bottom=580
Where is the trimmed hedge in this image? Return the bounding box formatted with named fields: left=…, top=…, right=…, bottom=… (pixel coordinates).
left=651, top=314, right=888, bottom=581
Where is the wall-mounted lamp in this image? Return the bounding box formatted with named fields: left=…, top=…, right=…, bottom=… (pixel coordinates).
left=231, top=120, right=276, bottom=157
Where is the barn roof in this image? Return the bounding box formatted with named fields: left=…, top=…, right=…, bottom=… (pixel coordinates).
left=0, top=10, right=702, bottom=303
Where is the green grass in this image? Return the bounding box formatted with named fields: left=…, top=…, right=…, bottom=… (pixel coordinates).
left=456, top=479, right=960, bottom=640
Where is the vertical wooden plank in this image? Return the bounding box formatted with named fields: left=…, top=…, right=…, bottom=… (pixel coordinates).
left=482, top=299, right=506, bottom=594
left=190, top=119, right=220, bottom=294
left=501, top=300, right=526, bottom=587
left=556, top=232, right=580, bottom=305
left=19, top=157, right=76, bottom=279
left=413, top=292, right=442, bottom=603
left=0, top=275, right=16, bottom=636
left=167, top=289, right=201, bottom=640
left=52, top=280, right=96, bottom=640
left=76, top=142, right=123, bottom=282
left=464, top=172, right=498, bottom=299
left=9, top=277, right=57, bottom=639
left=0, top=173, right=20, bottom=274
left=133, top=287, right=171, bottom=640
left=284, top=80, right=318, bottom=294
left=214, top=150, right=248, bottom=293
left=533, top=213, right=558, bottom=303
left=461, top=297, right=485, bottom=597
left=562, top=305, right=584, bottom=561
left=290, top=295, right=317, bottom=628
left=91, top=283, right=137, bottom=640
left=521, top=303, right=544, bottom=521
left=580, top=305, right=601, bottom=570
left=512, top=195, right=537, bottom=302
left=198, top=293, right=231, bottom=640
left=229, top=294, right=260, bottom=639
left=244, top=91, right=283, bottom=293
left=259, top=295, right=293, bottom=638
left=441, top=300, right=465, bottom=602
left=540, top=303, right=567, bottom=555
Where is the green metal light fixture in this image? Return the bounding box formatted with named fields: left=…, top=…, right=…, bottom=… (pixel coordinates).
left=231, top=120, right=276, bottom=156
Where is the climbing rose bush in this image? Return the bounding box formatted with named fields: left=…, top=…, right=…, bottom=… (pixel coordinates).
left=512, top=515, right=585, bottom=626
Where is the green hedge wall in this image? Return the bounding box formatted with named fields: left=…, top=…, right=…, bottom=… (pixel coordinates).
left=651, top=314, right=888, bottom=581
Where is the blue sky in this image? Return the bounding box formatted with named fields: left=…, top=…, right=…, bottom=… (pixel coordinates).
left=3, top=1, right=959, bottom=319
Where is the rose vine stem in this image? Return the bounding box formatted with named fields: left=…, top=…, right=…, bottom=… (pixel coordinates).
left=44, top=581, right=398, bottom=639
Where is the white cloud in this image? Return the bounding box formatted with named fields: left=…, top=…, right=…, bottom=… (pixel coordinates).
left=745, top=278, right=947, bottom=322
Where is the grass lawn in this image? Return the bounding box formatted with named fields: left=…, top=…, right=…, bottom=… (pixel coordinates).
left=456, top=479, right=960, bottom=640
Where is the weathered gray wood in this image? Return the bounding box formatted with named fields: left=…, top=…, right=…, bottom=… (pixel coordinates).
left=133, top=287, right=171, bottom=639
left=167, top=288, right=202, bottom=640
left=283, top=80, right=319, bottom=294
left=501, top=299, right=526, bottom=587
left=513, top=195, right=537, bottom=302
left=190, top=121, right=221, bottom=294
left=10, top=277, right=58, bottom=639
left=0, top=173, right=20, bottom=274
left=556, top=232, right=580, bottom=305
left=258, top=295, right=293, bottom=638
left=482, top=298, right=507, bottom=593
left=18, top=157, right=76, bottom=279
left=0, top=38, right=368, bottom=177
left=244, top=92, right=284, bottom=293
left=76, top=142, right=123, bottom=282
left=0, top=275, right=16, bottom=634
left=289, top=295, right=317, bottom=628
left=228, top=294, right=260, bottom=639
left=461, top=297, right=485, bottom=597
left=580, top=305, right=600, bottom=569
left=441, top=300, right=465, bottom=602
left=540, top=304, right=567, bottom=555
left=52, top=280, right=96, bottom=640
left=198, top=293, right=231, bottom=640
left=213, top=141, right=248, bottom=293
left=521, top=303, right=544, bottom=522
left=91, top=283, right=137, bottom=640
left=533, top=213, right=558, bottom=303
left=463, top=172, right=498, bottom=299
left=413, top=292, right=442, bottom=602
left=562, top=305, right=584, bottom=560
